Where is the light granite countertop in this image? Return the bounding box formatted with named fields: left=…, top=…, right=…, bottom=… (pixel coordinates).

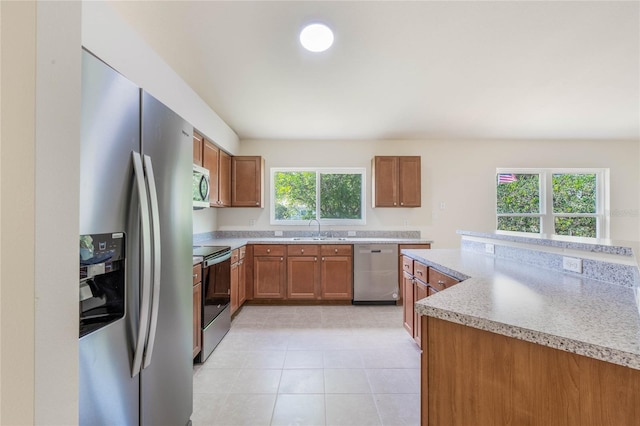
left=403, top=248, right=640, bottom=370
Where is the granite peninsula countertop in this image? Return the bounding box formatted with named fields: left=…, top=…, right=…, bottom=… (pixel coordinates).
left=403, top=248, right=640, bottom=370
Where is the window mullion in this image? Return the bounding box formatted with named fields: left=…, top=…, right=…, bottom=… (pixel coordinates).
left=316, top=172, right=321, bottom=221
left=541, top=172, right=554, bottom=235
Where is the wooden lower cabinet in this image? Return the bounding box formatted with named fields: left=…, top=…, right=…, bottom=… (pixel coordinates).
left=413, top=279, right=427, bottom=347
left=402, top=255, right=460, bottom=348
left=230, top=260, right=239, bottom=314
left=287, top=245, right=320, bottom=299
left=422, top=316, right=640, bottom=425
left=250, top=244, right=353, bottom=301
left=320, top=256, right=352, bottom=299
left=230, top=246, right=247, bottom=315
left=253, top=245, right=286, bottom=299
left=402, top=271, right=414, bottom=335
left=238, top=249, right=246, bottom=306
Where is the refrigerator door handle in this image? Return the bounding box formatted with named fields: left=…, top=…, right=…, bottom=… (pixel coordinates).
left=131, top=151, right=153, bottom=378
left=142, top=155, right=162, bottom=369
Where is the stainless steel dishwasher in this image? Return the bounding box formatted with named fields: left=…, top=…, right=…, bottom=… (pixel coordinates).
left=353, top=243, right=399, bottom=304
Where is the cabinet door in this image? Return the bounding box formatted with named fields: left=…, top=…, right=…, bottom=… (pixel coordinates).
left=232, top=156, right=263, bottom=207
left=398, top=156, right=421, bottom=207
left=193, top=132, right=203, bottom=166
left=202, top=140, right=219, bottom=206
left=414, top=280, right=428, bottom=348
left=373, top=156, right=398, bottom=207
left=192, top=282, right=202, bottom=358
left=403, top=272, right=414, bottom=337
left=238, top=258, right=246, bottom=306
left=253, top=256, right=286, bottom=299
left=321, top=256, right=353, bottom=300
left=287, top=256, right=320, bottom=299
left=230, top=261, right=239, bottom=315
left=218, top=150, right=231, bottom=206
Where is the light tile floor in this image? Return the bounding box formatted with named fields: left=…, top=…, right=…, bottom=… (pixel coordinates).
left=191, top=304, right=421, bottom=426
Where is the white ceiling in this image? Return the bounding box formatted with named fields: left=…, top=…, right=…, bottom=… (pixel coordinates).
left=109, top=1, right=639, bottom=141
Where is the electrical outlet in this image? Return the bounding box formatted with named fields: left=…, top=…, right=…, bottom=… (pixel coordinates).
left=440, top=202, right=446, bottom=210
left=485, top=243, right=495, bottom=254
left=249, top=219, right=256, bottom=227
left=274, top=230, right=283, bottom=236
left=402, top=219, right=409, bottom=227
left=348, top=231, right=356, bottom=237
left=563, top=256, right=583, bottom=273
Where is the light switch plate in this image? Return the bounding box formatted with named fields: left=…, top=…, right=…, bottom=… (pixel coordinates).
left=348, top=231, right=356, bottom=237
left=485, top=243, right=495, bottom=254
left=274, top=230, right=283, bottom=236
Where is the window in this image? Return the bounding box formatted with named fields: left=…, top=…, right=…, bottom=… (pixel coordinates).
left=271, top=168, right=366, bottom=225
left=496, top=168, right=609, bottom=238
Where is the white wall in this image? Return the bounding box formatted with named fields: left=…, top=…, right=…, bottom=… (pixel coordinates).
left=81, top=1, right=240, bottom=156
left=217, top=139, right=640, bottom=248
left=1, top=2, right=81, bottom=425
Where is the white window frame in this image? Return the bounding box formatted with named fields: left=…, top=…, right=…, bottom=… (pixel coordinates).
left=270, top=167, right=367, bottom=225
left=496, top=168, right=609, bottom=238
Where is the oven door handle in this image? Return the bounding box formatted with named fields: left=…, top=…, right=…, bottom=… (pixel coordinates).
left=131, top=151, right=152, bottom=378
left=142, top=155, right=161, bottom=369
left=204, top=251, right=232, bottom=267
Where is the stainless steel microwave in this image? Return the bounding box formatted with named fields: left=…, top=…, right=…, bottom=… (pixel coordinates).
left=193, top=164, right=210, bottom=208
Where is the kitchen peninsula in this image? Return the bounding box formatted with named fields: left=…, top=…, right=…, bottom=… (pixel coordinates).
left=403, top=231, right=640, bottom=425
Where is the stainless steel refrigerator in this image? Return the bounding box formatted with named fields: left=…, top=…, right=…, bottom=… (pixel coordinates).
left=79, top=49, right=193, bottom=425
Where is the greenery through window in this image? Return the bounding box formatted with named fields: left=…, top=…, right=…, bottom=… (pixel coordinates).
left=496, top=169, right=607, bottom=238
left=272, top=168, right=365, bottom=224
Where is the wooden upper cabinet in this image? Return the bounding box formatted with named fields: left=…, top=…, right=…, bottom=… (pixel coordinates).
left=232, top=156, right=264, bottom=207
left=398, top=156, right=421, bottom=207
left=372, top=156, right=421, bottom=207
left=218, top=150, right=231, bottom=207
left=193, top=132, right=203, bottom=166
left=202, top=138, right=230, bottom=207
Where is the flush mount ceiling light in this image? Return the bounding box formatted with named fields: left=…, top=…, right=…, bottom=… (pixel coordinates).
left=299, top=23, right=334, bottom=52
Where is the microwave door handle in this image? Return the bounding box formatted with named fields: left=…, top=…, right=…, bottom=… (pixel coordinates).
left=131, top=152, right=152, bottom=378
left=199, top=174, right=209, bottom=200
left=142, top=155, right=162, bottom=369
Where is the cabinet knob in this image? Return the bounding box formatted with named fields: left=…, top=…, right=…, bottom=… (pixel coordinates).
left=256, top=202, right=259, bottom=205
left=334, top=248, right=338, bottom=253
left=322, top=257, right=325, bottom=261
left=394, top=202, right=397, bottom=206
left=400, top=202, right=404, bottom=206
left=438, top=280, right=445, bottom=284
left=314, top=257, right=317, bottom=261
left=280, top=257, right=283, bottom=261
left=193, top=274, right=197, bottom=279
left=267, top=248, right=271, bottom=253
left=301, top=249, right=304, bottom=254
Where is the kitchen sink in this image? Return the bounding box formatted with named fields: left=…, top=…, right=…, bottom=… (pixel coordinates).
left=291, top=237, right=348, bottom=241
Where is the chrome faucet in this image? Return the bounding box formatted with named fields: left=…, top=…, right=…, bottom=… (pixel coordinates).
left=309, top=219, right=321, bottom=238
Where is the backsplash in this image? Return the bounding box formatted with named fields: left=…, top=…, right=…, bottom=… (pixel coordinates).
left=193, top=230, right=421, bottom=244
left=460, top=235, right=640, bottom=288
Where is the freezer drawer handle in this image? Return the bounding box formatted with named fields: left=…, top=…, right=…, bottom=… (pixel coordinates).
left=131, top=151, right=152, bottom=378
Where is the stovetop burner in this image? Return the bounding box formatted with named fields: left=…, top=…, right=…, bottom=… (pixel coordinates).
left=193, top=245, right=231, bottom=259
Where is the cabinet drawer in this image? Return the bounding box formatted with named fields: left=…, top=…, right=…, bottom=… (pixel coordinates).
left=239, top=245, right=246, bottom=259
left=231, top=248, right=240, bottom=264
left=429, top=268, right=460, bottom=289
left=287, top=244, right=319, bottom=256
left=253, top=244, right=286, bottom=257
left=414, top=261, right=428, bottom=283
left=321, top=244, right=352, bottom=256
left=402, top=256, right=414, bottom=275
left=192, top=264, right=202, bottom=285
